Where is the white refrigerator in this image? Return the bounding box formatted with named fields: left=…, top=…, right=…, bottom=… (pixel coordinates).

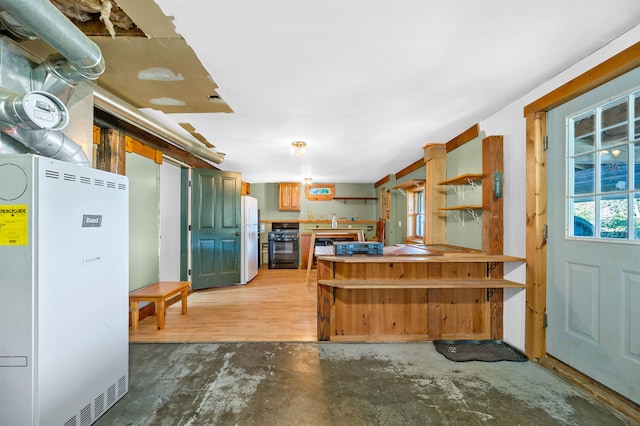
left=241, top=196, right=259, bottom=284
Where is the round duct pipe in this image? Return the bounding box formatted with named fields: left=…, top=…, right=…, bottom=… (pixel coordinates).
left=0, top=90, right=68, bottom=130
left=0, top=0, right=104, bottom=81
left=92, top=85, right=225, bottom=165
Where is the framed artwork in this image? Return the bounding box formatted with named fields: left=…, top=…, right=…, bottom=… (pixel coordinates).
left=304, top=183, right=335, bottom=201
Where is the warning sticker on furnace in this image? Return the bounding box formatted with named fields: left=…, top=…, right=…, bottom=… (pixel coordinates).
left=0, top=204, right=28, bottom=246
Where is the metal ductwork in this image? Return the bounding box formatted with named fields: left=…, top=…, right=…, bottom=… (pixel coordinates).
left=0, top=88, right=88, bottom=165
left=3, top=126, right=89, bottom=166
left=0, top=0, right=106, bottom=166
left=0, top=0, right=104, bottom=82
left=0, top=0, right=224, bottom=166
left=93, top=85, right=226, bottom=165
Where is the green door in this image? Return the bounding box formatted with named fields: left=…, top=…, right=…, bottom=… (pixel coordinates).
left=190, top=168, right=241, bottom=290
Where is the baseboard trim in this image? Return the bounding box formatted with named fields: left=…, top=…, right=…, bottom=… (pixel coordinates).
left=539, top=355, right=639, bottom=424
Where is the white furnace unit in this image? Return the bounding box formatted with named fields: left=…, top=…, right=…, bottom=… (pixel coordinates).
left=0, top=154, right=129, bottom=425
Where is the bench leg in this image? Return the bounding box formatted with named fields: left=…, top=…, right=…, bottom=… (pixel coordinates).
left=181, top=289, right=188, bottom=315
left=156, top=300, right=166, bottom=330
left=130, top=301, right=139, bottom=331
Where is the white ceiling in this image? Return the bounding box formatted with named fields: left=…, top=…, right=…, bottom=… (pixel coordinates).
left=149, top=0, right=640, bottom=184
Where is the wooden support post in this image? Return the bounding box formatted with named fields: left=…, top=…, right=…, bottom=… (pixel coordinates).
left=525, top=112, right=547, bottom=359
left=305, top=229, right=364, bottom=286
left=317, top=259, right=333, bottom=341
left=95, top=127, right=126, bottom=175
left=423, top=144, right=447, bottom=244
left=482, top=136, right=505, bottom=340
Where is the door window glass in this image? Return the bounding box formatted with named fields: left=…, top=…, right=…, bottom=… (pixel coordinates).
left=567, top=89, right=640, bottom=241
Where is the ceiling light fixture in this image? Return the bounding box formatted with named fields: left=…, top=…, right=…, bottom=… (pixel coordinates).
left=290, top=141, right=307, bottom=157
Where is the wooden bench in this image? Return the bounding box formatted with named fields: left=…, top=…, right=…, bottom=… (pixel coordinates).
left=129, top=281, right=191, bottom=331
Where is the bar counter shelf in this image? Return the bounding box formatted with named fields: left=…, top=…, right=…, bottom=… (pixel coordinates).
left=315, top=244, right=524, bottom=342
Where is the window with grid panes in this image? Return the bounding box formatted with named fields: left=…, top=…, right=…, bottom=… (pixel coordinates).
left=406, top=188, right=424, bottom=241
left=568, top=89, right=640, bottom=241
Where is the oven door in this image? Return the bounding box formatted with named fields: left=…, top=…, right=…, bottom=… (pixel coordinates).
left=268, top=239, right=299, bottom=269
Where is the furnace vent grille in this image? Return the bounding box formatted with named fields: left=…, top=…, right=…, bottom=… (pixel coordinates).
left=80, top=403, right=91, bottom=425
left=94, top=393, right=105, bottom=417
left=45, top=170, right=59, bottom=179
left=43, top=169, right=127, bottom=191
left=107, top=384, right=116, bottom=406
left=118, top=375, right=126, bottom=396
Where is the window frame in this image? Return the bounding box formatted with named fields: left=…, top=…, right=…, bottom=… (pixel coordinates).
left=566, top=88, right=640, bottom=242
left=406, top=186, right=425, bottom=242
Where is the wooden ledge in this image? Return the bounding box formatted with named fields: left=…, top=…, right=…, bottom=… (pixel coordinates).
left=317, top=278, right=525, bottom=289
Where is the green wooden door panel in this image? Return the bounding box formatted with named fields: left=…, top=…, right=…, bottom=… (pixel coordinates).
left=191, top=168, right=241, bottom=289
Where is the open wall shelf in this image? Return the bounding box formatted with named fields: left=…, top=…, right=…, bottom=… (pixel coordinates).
left=333, top=197, right=377, bottom=204
left=438, top=173, right=483, bottom=186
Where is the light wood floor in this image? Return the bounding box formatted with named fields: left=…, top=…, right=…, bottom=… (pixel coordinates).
left=129, top=267, right=317, bottom=342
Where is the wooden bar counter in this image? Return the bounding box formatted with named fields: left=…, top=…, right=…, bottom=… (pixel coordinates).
left=315, top=245, right=524, bottom=342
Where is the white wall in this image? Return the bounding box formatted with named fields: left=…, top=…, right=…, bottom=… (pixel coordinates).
left=159, top=160, right=182, bottom=281
left=479, top=25, right=640, bottom=350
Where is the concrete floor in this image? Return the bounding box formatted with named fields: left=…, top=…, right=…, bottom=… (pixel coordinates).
left=96, top=342, right=633, bottom=426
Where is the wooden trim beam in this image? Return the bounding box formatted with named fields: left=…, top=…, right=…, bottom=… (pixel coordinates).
left=395, top=158, right=425, bottom=180
left=446, top=123, right=480, bottom=152
left=374, top=174, right=391, bottom=188
left=125, top=136, right=163, bottom=164
left=94, top=108, right=218, bottom=170
left=524, top=42, right=640, bottom=115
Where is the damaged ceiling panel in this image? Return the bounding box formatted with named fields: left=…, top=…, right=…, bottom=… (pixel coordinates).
left=50, top=0, right=136, bottom=36
left=92, top=36, right=232, bottom=114
left=20, top=0, right=232, bottom=115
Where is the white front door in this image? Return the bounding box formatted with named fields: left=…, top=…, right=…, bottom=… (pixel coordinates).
left=547, top=67, right=640, bottom=404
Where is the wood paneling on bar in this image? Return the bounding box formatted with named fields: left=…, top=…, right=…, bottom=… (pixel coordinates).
left=316, top=253, right=521, bottom=342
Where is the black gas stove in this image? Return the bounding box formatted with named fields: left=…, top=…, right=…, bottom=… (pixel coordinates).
left=268, top=222, right=299, bottom=269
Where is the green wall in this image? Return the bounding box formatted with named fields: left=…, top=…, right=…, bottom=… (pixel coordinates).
left=250, top=182, right=378, bottom=241
left=126, top=153, right=160, bottom=290
left=444, top=134, right=483, bottom=250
